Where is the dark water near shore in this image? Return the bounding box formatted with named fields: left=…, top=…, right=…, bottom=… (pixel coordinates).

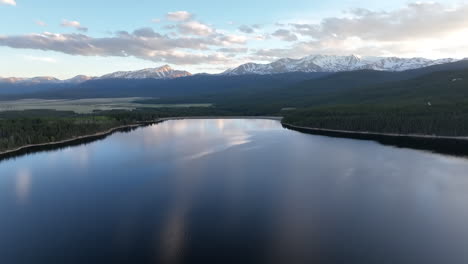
left=1, top=119, right=468, bottom=264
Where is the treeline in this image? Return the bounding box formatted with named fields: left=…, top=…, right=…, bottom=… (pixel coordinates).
left=283, top=103, right=468, bottom=136
left=0, top=116, right=121, bottom=151
left=0, top=107, right=240, bottom=152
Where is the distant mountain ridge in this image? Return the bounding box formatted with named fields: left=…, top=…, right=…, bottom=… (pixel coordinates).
left=100, top=65, right=192, bottom=80
left=0, top=76, right=62, bottom=85
left=2, top=59, right=468, bottom=99
left=0, top=75, right=95, bottom=85
left=0, top=56, right=465, bottom=87
left=223, top=55, right=460, bottom=75
left=0, top=65, right=192, bottom=85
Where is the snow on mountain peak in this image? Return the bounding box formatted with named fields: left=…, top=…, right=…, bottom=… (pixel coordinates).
left=223, top=55, right=459, bottom=75
left=100, top=65, right=192, bottom=79
left=0, top=76, right=61, bottom=84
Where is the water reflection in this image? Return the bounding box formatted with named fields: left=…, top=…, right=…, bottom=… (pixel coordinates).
left=1, top=119, right=468, bottom=264
left=15, top=168, right=32, bottom=204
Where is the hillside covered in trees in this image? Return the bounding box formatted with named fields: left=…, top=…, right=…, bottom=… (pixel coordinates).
left=280, top=69, right=468, bottom=136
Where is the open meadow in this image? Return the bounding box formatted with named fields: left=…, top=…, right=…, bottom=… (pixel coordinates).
left=0, top=97, right=212, bottom=114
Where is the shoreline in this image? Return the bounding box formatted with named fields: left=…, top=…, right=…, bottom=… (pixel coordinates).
left=161, top=116, right=283, bottom=121
left=3, top=116, right=467, bottom=158
left=0, top=116, right=282, bottom=157
left=282, top=123, right=468, bottom=141
left=0, top=120, right=159, bottom=157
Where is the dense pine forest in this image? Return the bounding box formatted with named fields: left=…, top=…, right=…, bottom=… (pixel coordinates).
left=280, top=69, right=468, bottom=136
left=282, top=103, right=468, bottom=136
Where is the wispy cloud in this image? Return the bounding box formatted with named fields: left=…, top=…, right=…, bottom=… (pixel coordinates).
left=177, top=21, right=214, bottom=36
left=61, top=19, right=88, bottom=32
left=0, top=0, right=16, bottom=6
left=218, top=47, right=249, bottom=53
left=272, top=29, right=298, bottom=42
left=0, top=27, right=246, bottom=65
left=166, top=11, right=193, bottom=22
left=238, top=25, right=254, bottom=34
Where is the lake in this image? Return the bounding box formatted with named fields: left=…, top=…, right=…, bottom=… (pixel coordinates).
left=1, top=119, right=468, bottom=264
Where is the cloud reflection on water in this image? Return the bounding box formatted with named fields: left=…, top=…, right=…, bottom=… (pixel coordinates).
left=15, top=168, right=32, bottom=204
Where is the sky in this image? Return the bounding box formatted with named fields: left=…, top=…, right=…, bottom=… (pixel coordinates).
left=0, top=0, right=467, bottom=79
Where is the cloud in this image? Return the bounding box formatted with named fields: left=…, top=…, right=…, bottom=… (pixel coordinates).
left=290, top=2, right=468, bottom=42
left=218, top=34, right=247, bottom=44
left=0, top=28, right=245, bottom=65
left=35, top=20, right=47, bottom=27
left=157, top=51, right=230, bottom=65
left=166, top=11, right=193, bottom=22
left=254, top=34, right=270, bottom=40
left=132, top=27, right=162, bottom=38
left=61, top=19, right=88, bottom=32
left=238, top=25, right=254, bottom=34
left=152, top=18, right=161, bottom=23
left=2, top=2, right=466, bottom=69
left=163, top=24, right=177, bottom=30
left=272, top=29, right=298, bottom=42
left=238, top=24, right=263, bottom=34
left=256, top=2, right=468, bottom=60
left=177, top=21, right=214, bottom=36
left=218, top=47, right=249, bottom=53
left=0, top=0, right=16, bottom=6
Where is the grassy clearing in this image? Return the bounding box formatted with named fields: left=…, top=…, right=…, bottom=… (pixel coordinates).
left=0, top=98, right=212, bottom=114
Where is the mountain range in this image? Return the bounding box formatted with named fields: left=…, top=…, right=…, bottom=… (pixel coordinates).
left=0, top=65, right=191, bottom=85
left=223, top=55, right=459, bottom=75
left=0, top=55, right=463, bottom=85
left=99, top=65, right=192, bottom=79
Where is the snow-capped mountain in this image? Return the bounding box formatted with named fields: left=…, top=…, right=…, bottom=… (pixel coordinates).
left=223, top=55, right=460, bottom=75
left=64, top=75, right=95, bottom=83
left=1, top=57, right=462, bottom=86
left=0, top=75, right=95, bottom=85
left=100, top=65, right=192, bottom=79
left=0, top=76, right=61, bottom=84
left=0, top=65, right=191, bottom=85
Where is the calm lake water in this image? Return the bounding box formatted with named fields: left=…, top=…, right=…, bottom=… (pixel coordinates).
left=1, top=119, right=468, bottom=264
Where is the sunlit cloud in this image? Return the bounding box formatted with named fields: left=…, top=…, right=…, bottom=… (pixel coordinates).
left=0, top=0, right=16, bottom=6
left=177, top=21, right=214, bottom=36
left=257, top=2, right=468, bottom=60
left=0, top=29, right=244, bottom=65
left=166, top=11, right=193, bottom=22
left=61, top=19, right=88, bottom=32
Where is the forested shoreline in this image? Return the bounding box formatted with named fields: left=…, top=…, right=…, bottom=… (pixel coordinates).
left=0, top=108, right=239, bottom=153
left=282, top=103, right=468, bottom=137
left=3, top=105, right=468, bottom=155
